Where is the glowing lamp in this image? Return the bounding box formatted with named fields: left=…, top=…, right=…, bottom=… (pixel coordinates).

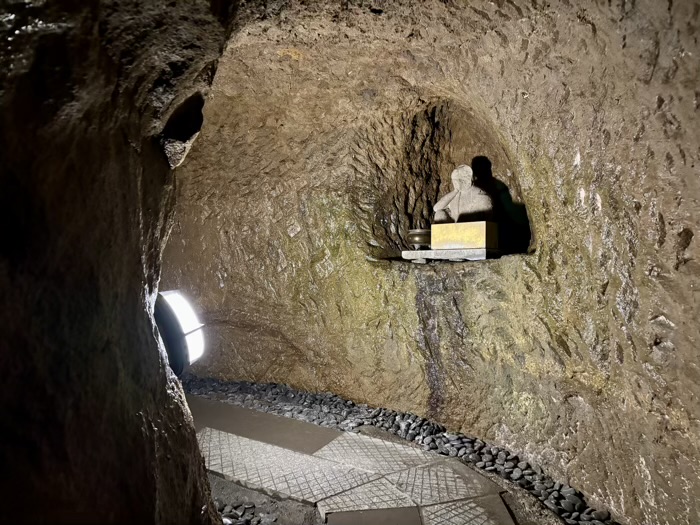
left=154, top=290, right=205, bottom=377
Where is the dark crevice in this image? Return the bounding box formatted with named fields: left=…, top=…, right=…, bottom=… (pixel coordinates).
left=161, top=92, right=205, bottom=143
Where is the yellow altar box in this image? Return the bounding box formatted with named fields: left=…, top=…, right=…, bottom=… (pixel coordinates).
left=430, top=221, right=498, bottom=250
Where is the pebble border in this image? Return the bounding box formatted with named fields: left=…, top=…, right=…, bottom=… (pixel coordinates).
left=214, top=499, right=277, bottom=525
left=185, top=376, right=620, bottom=525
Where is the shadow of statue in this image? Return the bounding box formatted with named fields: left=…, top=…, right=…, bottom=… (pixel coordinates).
left=471, top=156, right=532, bottom=254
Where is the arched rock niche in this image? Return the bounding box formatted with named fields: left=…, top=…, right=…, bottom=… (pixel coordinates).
left=349, top=99, right=531, bottom=258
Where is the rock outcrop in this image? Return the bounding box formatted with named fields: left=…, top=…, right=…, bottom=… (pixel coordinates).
left=0, top=1, right=233, bottom=522
left=163, top=2, right=699, bottom=525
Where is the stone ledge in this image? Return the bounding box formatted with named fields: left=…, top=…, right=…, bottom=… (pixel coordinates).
left=401, top=249, right=500, bottom=263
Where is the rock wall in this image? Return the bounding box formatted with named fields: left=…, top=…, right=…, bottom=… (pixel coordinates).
left=163, top=1, right=700, bottom=524
left=0, top=1, right=232, bottom=522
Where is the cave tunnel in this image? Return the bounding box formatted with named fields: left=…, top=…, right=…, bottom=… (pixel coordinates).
left=1, top=2, right=699, bottom=525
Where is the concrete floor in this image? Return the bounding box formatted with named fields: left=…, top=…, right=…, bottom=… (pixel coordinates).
left=188, top=395, right=517, bottom=525
left=188, top=394, right=338, bottom=454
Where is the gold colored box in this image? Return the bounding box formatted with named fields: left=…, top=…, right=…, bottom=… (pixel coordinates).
left=430, top=221, right=498, bottom=250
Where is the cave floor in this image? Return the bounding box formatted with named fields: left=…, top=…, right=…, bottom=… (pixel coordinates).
left=188, top=395, right=518, bottom=525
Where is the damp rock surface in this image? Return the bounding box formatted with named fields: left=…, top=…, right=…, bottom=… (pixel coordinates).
left=163, top=2, right=700, bottom=525
left=0, top=1, right=232, bottom=523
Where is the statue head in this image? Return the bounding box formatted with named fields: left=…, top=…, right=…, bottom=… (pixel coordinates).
left=433, top=163, right=494, bottom=223
left=451, top=165, right=474, bottom=189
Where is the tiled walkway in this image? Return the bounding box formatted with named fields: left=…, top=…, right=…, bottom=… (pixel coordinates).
left=189, top=395, right=516, bottom=525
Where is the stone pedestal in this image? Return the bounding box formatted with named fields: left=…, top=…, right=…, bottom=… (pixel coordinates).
left=430, top=221, right=498, bottom=250
left=401, top=248, right=499, bottom=263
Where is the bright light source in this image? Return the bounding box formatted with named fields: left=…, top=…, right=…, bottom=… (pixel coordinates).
left=160, top=291, right=205, bottom=365
left=185, top=330, right=205, bottom=363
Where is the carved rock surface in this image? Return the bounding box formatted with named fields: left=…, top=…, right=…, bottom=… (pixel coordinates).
left=0, top=1, right=230, bottom=523
left=163, top=2, right=700, bottom=525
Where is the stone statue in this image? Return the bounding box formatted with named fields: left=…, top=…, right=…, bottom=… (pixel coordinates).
left=433, top=165, right=495, bottom=223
